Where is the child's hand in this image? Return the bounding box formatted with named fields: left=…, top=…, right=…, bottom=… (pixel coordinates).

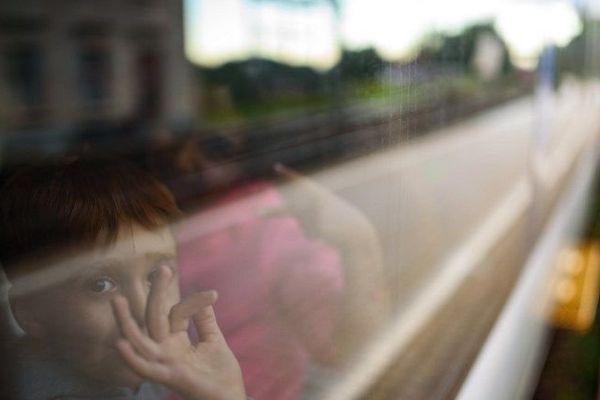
left=270, top=164, right=389, bottom=362
left=270, top=163, right=378, bottom=249
left=112, top=266, right=246, bottom=400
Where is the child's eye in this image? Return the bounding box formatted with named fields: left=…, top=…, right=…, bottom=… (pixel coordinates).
left=90, top=278, right=116, bottom=293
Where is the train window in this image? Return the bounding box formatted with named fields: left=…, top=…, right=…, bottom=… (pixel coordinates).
left=1, top=1, right=599, bottom=400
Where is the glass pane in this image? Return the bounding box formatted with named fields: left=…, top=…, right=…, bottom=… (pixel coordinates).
left=1, top=1, right=599, bottom=400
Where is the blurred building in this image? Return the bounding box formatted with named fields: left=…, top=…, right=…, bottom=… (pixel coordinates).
left=0, top=0, right=196, bottom=156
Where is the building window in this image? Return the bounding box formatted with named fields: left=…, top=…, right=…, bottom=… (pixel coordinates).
left=77, top=44, right=110, bottom=107
left=135, top=49, right=163, bottom=120
left=5, top=43, right=44, bottom=111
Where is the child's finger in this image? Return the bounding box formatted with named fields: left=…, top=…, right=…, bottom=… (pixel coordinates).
left=146, top=265, right=173, bottom=342
left=274, top=163, right=323, bottom=194
left=258, top=205, right=291, bottom=219
left=115, top=338, right=169, bottom=384
left=274, top=163, right=304, bottom=181
left=169, top=291, right=218, bottom=333
left=113, top=296, right=161, bottom=360
left=192, top=302, right=225, bottom=344
left=274, top=163, right=334, bottom=211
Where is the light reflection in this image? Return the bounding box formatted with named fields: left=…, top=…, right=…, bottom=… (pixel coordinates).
left=185, top=0, right=253, bottom=66
left=495, top=1, right=582, bottom=70
left=248, top=2, right=339, bottom=70
left=185, top=0, right=584, bottom=70
left=2, top=0, right=600, bottom=398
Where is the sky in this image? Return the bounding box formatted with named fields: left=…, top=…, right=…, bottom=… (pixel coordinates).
left=184, top=0, right=584, bottom=70
left=184, top=0, right=339, bottom=69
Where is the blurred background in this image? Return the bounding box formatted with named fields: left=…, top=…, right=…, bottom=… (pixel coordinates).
left=2, top=0, right=600, bottom=399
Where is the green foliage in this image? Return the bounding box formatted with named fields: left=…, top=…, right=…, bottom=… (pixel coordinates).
left=339, top=48, right=385, bottom=82
left=196, top=21, right=522, bottom=124
left=201, top=58, right=325, bottom=107
left=419, top=23, right=513, bottom=75
left=556, top=18, right=600, bottom=79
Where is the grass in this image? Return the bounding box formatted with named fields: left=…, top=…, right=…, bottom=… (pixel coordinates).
left=202, top=74, right=496, bottom=126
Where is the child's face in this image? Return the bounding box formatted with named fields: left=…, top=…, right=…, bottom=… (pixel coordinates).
left=13, top=223, right=180, bottom=388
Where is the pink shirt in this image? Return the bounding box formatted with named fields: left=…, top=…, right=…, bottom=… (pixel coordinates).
left=177, top=182, right=343, bottom=400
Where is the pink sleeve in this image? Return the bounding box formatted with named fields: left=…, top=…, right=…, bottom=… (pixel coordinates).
left=179, top=181, right=345, bottom=361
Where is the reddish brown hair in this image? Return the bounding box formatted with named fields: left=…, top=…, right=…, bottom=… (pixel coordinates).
left=0, top=157, right=181, bottom=275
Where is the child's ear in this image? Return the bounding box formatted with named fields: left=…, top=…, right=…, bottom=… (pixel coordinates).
left=10, top=295, right=44, bottom=337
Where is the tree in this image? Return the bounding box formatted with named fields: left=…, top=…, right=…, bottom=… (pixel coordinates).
left=339, top=48, right=384, bottom=82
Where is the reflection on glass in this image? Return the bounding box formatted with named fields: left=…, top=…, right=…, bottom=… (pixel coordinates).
left=1, top=0, right=600, bottom=399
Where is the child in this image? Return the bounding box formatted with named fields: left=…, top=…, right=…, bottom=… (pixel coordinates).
left=154, top=135, right=389, bottom=399
left=0, top=157, right=246, bottom=400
